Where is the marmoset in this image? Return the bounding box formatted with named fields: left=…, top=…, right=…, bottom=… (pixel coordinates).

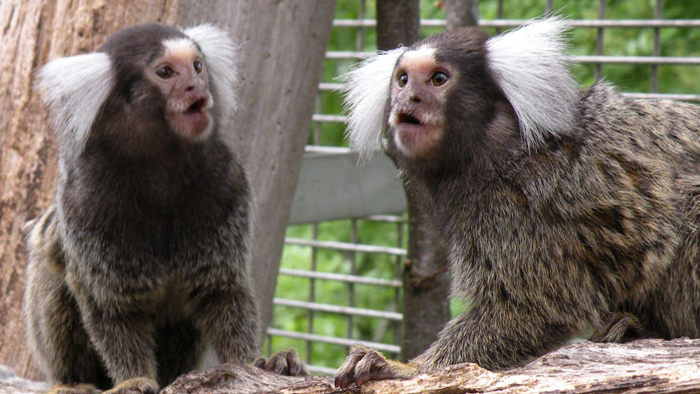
left=335, top=18, right=700, bottom=388
left=25, top=23, right=304, bottom=394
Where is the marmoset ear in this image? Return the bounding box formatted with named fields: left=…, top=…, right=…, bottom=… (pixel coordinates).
left=184, top=24, right=239, bottom=120
left=486, top=17, right=578, bottom=149
left=36, top=53, right=114, bottom=157
left=339, top=48, right=406, bottom=159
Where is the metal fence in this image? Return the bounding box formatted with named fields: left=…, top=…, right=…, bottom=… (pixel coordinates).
left=264, top=0, right=700, bottom=375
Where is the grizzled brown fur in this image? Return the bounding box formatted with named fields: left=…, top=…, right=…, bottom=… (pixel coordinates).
left=335, top=20, right=700, bottom=387
left=402, top=84, right=700, bottom=370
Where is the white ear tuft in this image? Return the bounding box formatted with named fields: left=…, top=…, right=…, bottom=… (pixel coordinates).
left=184, top=24, right=238, bottom=120
left=486, top=17, right=578, bottom=149
left=36, top=52, right=114, bottom=158
left=339, top=48, right=405, bottom=159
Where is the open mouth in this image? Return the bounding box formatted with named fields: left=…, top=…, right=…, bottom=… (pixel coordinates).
left=392, top=109, right=442, bottom=158
left=168, top=96, right=211, bottom=139
left=185, top=97, right=207, bottom=114
left=397, top=111, right=421, bottom=125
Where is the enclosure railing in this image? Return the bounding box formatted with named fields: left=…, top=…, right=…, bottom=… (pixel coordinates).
left=266, top=0, right=700, bottom=375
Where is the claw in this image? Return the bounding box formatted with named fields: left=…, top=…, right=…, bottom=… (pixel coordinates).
left=104, top=377, right=159, bottom=394
left=253, top=357, right=266, bottom=369
left=254, top=349, right=309, bottom=377
left=334, top=346, right=417, bottom=388
left=286, top=349, right=308, bottom=376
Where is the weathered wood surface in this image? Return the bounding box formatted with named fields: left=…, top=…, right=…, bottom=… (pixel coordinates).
left=0, top=365, right=48, bottom=394
left=162, top=338, right=700, bottom=393
left=3, top=339, right=699, bottom=393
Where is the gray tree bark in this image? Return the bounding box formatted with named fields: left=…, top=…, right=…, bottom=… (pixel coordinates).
left=445, top=0, right=479, bottom=30
left=0, top=0, right=335, bottom=379
left=376, top=0, right=452, bottom=362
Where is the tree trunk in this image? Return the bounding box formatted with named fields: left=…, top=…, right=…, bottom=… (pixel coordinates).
left=445, top=0, right=479, bottom=30
left=376, top=0, right=452, bottom=362
left=0, top=0, right=335, bottom=379
left=376, top=0, right=420, bottom=49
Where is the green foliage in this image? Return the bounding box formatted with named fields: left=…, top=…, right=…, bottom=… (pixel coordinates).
left=268, top=0, right=700, bottom=373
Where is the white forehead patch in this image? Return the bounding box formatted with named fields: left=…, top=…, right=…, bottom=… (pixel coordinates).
left=162, top=37, right=199, bottom=60
left=399, top=46, right=436, bottom=66
left=395, top=46, right=438, bottom=81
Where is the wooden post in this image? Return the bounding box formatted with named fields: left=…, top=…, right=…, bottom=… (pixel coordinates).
left=174, top=0, right=338, bottom=336
left=0, top=0, right=336, bottom=378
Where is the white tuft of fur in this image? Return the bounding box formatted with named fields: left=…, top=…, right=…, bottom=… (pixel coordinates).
left=339, top=48, right=406, bottom=159
left=184, top=24, right=238, bottom=120
left=486, top=17, right=578, bottom=150
left=162, top=37, right=199, bottom=56
left=36, top=52, right=114, bottom=158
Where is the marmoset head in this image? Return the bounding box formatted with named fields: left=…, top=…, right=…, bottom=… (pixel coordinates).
left=37, top=23, right=238, bottom=159
left=341, top=18, right=578, bottom=165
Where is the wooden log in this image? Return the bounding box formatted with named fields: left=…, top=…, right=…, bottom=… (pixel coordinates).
left=3, top=338, right=699, bottom=393
left=158, top=338, right=700, bottom=394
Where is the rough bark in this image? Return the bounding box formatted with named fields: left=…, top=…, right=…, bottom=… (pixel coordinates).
left=376, top=0, right=420, bottom=50
left=0, top=0, right=335, bottom=379
left=376, top=0, right=452, bottom=361
left=144, top=339, right=700, bottom=393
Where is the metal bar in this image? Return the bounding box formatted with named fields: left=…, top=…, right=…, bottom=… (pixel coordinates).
left=394, top=219, right=404, bottom=347
left=495, top=0, right=503, bottom=34
left=306, top=223, right=319, bottom=364
left=480, top=19, right=700, bottom=28
left=307, top=365, right=338, bottom=376
left=650, top=0, right=663, bottom=93
left=312, top=113, right=347, bottom=122
left=621, top=92, right=700, bottom=101
left=285, top=237, right=407, bottom=256
left=356, top=0, right=366, bottom=52
left=304, top=145, right=351, bottom=154
left=545, top=0, right=553, bottom=14
left=332, top=19, right=700, bottom=28
left=595, top=0, right=605, bottom=81
left=570, top=55, right=700, bottom=65
left=311, top=93, right=700, bottom=108
left=266, top=333, right=272, bottom=357
left=326, top=51, right=700, bottom=65
left=267, top=328, right=401, bottom=354
left=348, top=219, right=358, bottom=339
left=325, top=51, right=371, bottom=59
left=318, top=82, right=343, bottom=91
left=273, top=298, right=404, bottom=321
left=279, top=268, right=402, bottom=287
left=365, top=214, right=405, bottom=223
